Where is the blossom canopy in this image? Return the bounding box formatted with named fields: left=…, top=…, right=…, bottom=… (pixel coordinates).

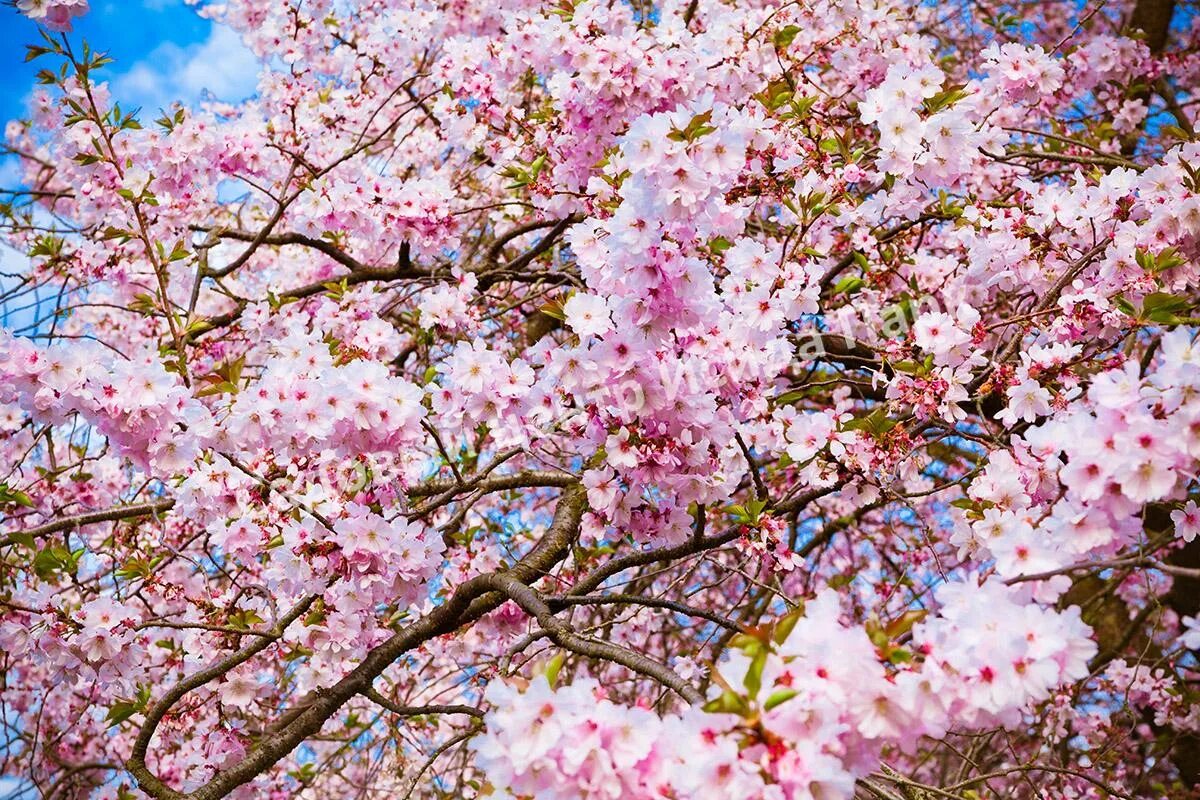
left=2, top=0, right=1200, bottom=798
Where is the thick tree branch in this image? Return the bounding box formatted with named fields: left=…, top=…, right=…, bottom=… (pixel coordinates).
left=1, top=499, right=174, bottom=549
left=127, top=593, right=322, bottom=800
left=159, top=485, right=586, bottom=800
left=488, top=572, right=705, bottom=704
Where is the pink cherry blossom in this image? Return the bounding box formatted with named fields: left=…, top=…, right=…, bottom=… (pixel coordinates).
left=3, top=0, right=1200, bottom=797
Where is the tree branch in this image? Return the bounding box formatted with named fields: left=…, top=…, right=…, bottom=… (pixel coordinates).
left=1, top=499, right=174, bottom=549
left=163, top=485, right=587, bottom=800
left=361, top=687, right=483, bottom=719
left=547, top=592, right=742, bottom=631
left=488, top=573, right=705, bottom=704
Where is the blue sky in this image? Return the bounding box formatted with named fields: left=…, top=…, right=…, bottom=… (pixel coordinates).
left=0, top=0, right=259, bottom=339
left=2, top=4, right=245, bottom=782
left=0, top=0, right=258, bottom=129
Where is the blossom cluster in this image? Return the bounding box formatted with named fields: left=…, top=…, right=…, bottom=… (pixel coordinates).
left=953, top=328, right=1200, bottom=587
left=0, top=331, right=211, bottom=473
left=17, top=0, right=88, bottom=31
left=474, top=581, right=1096, bottom=800
left=3, top=0, right=1200, bottom=797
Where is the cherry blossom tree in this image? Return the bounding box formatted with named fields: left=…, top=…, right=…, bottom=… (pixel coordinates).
left=2, top=0, right=1199, bottom=797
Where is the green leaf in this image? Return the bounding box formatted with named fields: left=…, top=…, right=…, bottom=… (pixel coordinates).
left=774, top=389, right=809, bottom=406
left=772, top=605, right=805, bottom=644
left=668, top=110, right=716, bottom=143
left=729, top=631, right=765, bottom=651
left=107, top=686, right=151, bottom=727
left=826, top=573, right=854, bottom=589
left=167, top=241, right=190, bottom=262
left=709, top=236, right=733, bottom=254
left=33, top=546, right=81, bottom=579
left=884, top=609, right=927, bottom=639
left=1142, top=292, right=1191, bottom=324
left=229, top=609, right=265, bottom=629
left=787, top=94, right=819, bottom=119
left=116, top=558, right=155, bottom=581
left=841, top=407, right=895, bottom=437
left=866, top=620, right=890, bottom=648
left=538, top=297, right=567, bottom=322
left=743, top=647, right=768, bottom=697
left=756, top=79, right=793, bottom=111
left=321, top=278, right=349, bottom=300
left=106, top=700, right=140, bottom=727
left=773, top=26, right=801, bottom=50
left=763, top=688, right=799, bottom=711
left=7, top=531, right=36, bottom=550
left=528, top=153, right=547, bottom=180
left=727, top=498, right=768, bottom=526
left=1113, top=296, right=1136, bottom=317
left=0, top=482, right=35, bottom=508
left=832, top=275, right=865, bottom=295
left=545, top=651, right=565, bottom=688
left=702, top=690, right=750, bottom=716
left=923, top=84, right=968, bottom=114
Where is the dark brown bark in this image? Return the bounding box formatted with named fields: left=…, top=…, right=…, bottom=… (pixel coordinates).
left=1127, top=0, right=1176, bottom=53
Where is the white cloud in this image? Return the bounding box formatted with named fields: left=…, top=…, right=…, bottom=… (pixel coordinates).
left=109, top=24, right=259, bottom=113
